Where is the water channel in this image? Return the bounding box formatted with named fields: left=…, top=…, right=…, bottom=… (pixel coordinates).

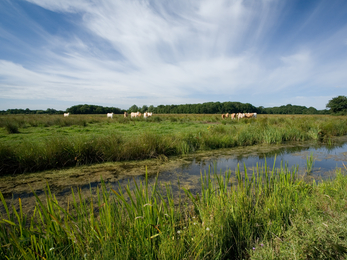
left=1, top=136, right=347, bottom=215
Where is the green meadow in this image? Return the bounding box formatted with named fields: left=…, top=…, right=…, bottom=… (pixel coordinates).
left=0, top=114, right=347, bottom=175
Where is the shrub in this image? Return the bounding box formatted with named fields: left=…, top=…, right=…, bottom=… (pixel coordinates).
left=5, top=122, right=19, bottom=134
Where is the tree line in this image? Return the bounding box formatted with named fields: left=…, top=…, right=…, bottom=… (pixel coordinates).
left=0, top=108, right=65, bottom=115
left=1, top=95, right=346, bottom=115
left=0, top=105, right=125, bottom=115
left=66, top=104, right=124, bottom=114
left=136, top=102, right=329, bottom=115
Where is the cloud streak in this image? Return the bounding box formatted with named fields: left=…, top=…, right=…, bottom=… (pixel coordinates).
left=0, top=0, right=347, bottom=110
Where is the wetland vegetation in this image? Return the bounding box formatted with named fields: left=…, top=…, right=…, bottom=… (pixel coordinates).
left=1, top=161, right=347, bottom=259
left=1, top=113, right=347, bottom=259
left=0, top=114, right=346, bottom=175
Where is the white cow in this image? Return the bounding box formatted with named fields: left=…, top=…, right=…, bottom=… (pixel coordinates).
left=64, top=113, right=69, bottom=117
left=107, top=112, right=114, bottom=118
left=143, top=112, right=153, bottom=118
left=131, top=112, right=140, bottom=118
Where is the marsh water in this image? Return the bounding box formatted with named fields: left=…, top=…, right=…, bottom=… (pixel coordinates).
left=1, top=136, right=347, bottom=215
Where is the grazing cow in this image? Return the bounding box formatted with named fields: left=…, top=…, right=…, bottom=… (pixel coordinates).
left=64, top=113, right=69, bottom=117
left=143, top=112, right=152, bottom=118
left=230, top=113, right=236, bottom=119
left=124, top=112, right=128, bottom=118
left=131, top=112, right=140, bottom=118
left=107, top=112, right=114, bottom=119
left=221, top=114, right=226, bottom=119
left=238, top=113, right=245, bottom=119
left=225, top=113, right=229, bottom=118
left=244, top=113, right=252, bottom=118
left=244, top=113, right=257, bottom=119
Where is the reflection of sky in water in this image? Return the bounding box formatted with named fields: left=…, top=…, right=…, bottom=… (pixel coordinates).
left=3, top=142, right=347, bottom=206
left=110, top=142, right=347, bottom=196
left=157, top=142, right=347, bottom=182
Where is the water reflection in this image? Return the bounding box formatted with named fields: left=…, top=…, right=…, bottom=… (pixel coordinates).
left=1, top=138, right=347, bottom=215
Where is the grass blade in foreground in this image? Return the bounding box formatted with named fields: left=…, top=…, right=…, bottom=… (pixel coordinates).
left=1, top=161, right=347, bottom=259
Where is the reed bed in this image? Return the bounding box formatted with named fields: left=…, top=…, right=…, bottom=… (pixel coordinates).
left=1, top=161, right=347, bottom=259
left=0, top=114, right=346, bottom=175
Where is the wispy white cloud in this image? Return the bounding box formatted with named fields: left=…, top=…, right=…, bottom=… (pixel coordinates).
left=0, top=0, right=346, bottom=110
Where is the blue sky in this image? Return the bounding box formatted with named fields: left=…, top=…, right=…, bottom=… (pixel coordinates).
left=1, top=0, right=347, bottom=110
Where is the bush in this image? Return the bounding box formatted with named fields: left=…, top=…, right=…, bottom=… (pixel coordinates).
left=5, top=122, right=19, bottom=134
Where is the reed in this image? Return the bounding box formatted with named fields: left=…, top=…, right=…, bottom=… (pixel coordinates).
left=5, top=160, right=345, bottom=259
left=250, top=167, right=347, bottom=259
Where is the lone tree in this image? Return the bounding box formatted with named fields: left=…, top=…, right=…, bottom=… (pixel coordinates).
left=326, top=95, right=347, bottom=113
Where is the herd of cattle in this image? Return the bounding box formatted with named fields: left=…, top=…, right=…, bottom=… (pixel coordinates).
left=222, top=113, right=257, bottom=119
left=64, top=112, right=256, bottom=120
left=106, top=112, right=153, bottom=119
left=123, top=112, right=153, bottom=118
left=63, top=112, right=153, bottom=118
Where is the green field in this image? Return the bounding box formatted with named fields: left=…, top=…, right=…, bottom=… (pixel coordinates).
left=1, top=114, right=347, bottom=175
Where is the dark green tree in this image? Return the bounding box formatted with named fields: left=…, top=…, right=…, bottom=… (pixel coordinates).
left=326, top=96, right=347, bottom=113
left=128, top=104, right=139, bottom=112
left=148, top=105, right=155, bottom=112
left=141, top=105, right=148, bottom=113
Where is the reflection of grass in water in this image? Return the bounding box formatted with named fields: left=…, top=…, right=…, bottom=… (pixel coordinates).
left=2, top=160, right=347, bottom=259
left=306, top=152, right=315, bottom=174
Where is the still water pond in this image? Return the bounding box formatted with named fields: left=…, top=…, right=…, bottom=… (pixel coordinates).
left=1, top=136, right=347, bottom=214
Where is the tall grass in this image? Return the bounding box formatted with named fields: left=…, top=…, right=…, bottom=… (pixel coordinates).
left=1, top=162, right=347, bottom=259
left=250, top=166, right=347, bottom=259
left=0, top=114, right=346, bottom=175
left=0, top=114, right=98, bottom=128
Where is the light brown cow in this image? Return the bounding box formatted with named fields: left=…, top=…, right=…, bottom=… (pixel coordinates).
left=131, top=112, right=140, bottom=118
left=230, top=113, right=236, bottom=119
left=237, top=113, right=245, bottom=119
left=244, top=113, right=257, bottom=118
left=225, top=113, right=229, bottom=118
left=221, top=114, right=226, bottom=119
left=124, top=112, right=128, bottom=118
